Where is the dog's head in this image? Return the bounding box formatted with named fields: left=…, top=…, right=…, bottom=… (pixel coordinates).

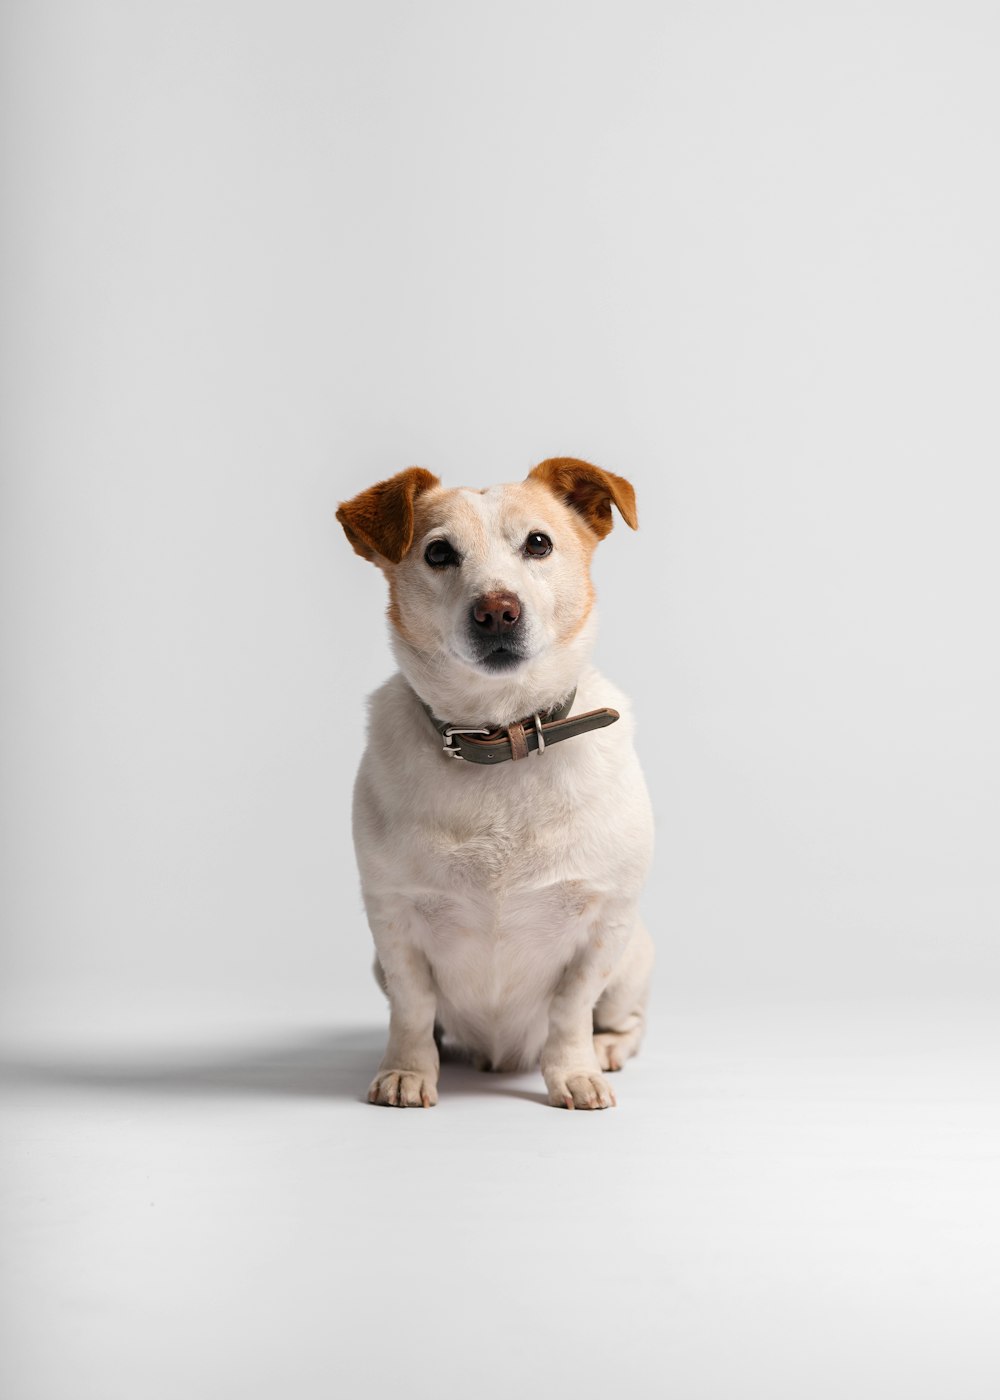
left=336, top=458, right=637, bottom=721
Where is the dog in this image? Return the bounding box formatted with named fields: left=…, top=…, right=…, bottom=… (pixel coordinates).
left=336, top=458, right=654, bottom=1109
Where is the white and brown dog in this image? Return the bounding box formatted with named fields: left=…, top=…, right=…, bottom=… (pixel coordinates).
left=336, top=458, right=654, bottom=1109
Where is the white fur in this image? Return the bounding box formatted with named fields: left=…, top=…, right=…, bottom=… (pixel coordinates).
left=346, top=478, right=654, bottom=1109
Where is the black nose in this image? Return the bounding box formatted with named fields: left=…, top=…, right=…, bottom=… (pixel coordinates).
left=472, top=591, right=522, bottom=635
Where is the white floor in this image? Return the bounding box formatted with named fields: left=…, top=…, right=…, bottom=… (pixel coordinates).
left=2, top=997, right=998, bottom=1400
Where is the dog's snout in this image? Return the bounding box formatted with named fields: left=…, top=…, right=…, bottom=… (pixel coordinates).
left=471, top=591, right=521, bottom=636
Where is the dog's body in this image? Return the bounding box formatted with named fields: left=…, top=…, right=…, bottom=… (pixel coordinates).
left=338, top=459, right=653, bottom=1109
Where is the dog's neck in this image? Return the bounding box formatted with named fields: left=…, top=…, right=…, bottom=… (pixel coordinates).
left=391, top=616, right=597, bottom=729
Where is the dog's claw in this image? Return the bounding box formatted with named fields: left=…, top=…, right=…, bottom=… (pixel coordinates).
left=547, top=1070, right=617, bottom=1111
left=368, top=1069, right=439, bottom=1108
left=594, top=1027, right=642, bottom=1074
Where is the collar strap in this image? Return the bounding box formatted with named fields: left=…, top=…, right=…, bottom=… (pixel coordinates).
left=421, top=688, right=620, bottom=764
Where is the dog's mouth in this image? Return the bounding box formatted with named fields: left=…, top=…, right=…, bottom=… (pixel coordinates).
left=476, top=645, right=526, bottom=672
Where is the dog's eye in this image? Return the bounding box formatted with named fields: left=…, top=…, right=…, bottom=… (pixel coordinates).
left=524, top=532, right=553, bottom=558
left=424, top=539, right=459, bottom=568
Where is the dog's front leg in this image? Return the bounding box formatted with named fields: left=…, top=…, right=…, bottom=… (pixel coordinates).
left=367, top=919, right=440, bottom=1108
left=541, top=905, right=636, bottom=1110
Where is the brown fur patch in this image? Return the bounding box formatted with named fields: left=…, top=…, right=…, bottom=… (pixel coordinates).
left=386, top=581, right=415, bottom=641
left=514, top=479, right=599, bottom=641
left=336, top=467, right=440, bottom=563
left=527, top=458, right=638, bottom=539
left=411, top=490, right=490, bottom=555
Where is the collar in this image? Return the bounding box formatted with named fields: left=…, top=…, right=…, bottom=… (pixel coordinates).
left=420, top=687, right=620, bottom=764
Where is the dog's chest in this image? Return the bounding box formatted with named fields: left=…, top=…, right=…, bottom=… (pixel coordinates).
left=398, top=777, right=606, bottom=995
left=410, top=773, right=584, bottom=895
left=426, top=819, right=556, bottom=892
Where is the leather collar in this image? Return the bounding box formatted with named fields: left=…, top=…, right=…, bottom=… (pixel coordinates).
left=420, top=687, right=620, bottom=764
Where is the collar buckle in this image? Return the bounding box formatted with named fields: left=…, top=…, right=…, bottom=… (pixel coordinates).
left=442, top=725, right=490, bottom=759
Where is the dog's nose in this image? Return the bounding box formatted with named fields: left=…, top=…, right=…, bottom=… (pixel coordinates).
left=471, top=591, right=522, bottom=635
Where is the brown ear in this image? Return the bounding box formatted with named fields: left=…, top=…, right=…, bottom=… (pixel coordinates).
left=527, top=458, right=637, bottom=540
left=336, top=467, right=440, bottom=564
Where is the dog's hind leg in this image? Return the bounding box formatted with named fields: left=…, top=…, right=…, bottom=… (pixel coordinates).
left=593, top=919, right=654, bottom=1072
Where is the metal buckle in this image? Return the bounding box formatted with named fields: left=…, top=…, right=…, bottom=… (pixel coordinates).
left=442, top=726, right=490, bottom=758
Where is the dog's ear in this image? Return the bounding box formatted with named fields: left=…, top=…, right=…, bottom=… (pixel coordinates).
left=336, top=468, right=441, bottom=564
left=527, top=458, right=637, bottom=540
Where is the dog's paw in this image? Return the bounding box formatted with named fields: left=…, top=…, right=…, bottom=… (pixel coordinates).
left=593, top=1026, right=643, bottom=1073
left=367, top=1069, right=439, bottom=1108
left=544, top=1070, right=617, bottom=1110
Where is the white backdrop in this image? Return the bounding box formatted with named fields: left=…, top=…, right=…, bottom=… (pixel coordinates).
left=4, top=6, right=1000, bottom=1399
left=3, top=2, right=997, bottom=1024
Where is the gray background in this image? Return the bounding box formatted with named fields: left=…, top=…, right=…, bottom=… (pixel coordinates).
left=2, top=3, right=998, bottom=1397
